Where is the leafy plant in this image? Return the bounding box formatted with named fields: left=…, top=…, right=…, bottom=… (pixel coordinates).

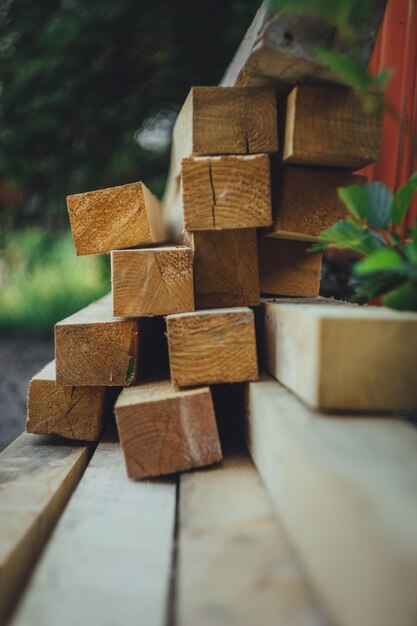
left=311, top=176, right=417, bottom=311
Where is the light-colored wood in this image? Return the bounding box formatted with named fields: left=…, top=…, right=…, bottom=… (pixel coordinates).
left=115, top=381, right=222, bottom=479
left=111, top=246, right=194, bottom=317
left=67, top=181, right=166, bottom=256
left=221, top=1, right=387, bottom=88
left=188, top=229, right=259, bottom=309
left=267, top=167, right=367, bottom=241
left=0, top=433, right=89, bottom=623
left=26, top=360, right=106, bottom=441
left=177, top=452, right=327, bottom=626
left=167, top=307, right=258, bottom=388
left=258, top=237, right=322, bottom=297
left=55, top=294, right=139, bottom=387
left=283, top=86, right=383, bottom=168
left=263, top=299, right=417, bottom=411
left=10, top=436, right=176, bottom=626
left=245, top=374, right=417, bottom=626
left=182, top=154, right=272, bottom=230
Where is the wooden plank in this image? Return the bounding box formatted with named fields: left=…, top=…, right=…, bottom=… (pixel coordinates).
left=10, top=435, right=176, bottom=626
left=245, top=374, right=417, bottom=626
left=0, top=433, right=89, bottom=623
left=67, top=181, right=166, bottom=256
left=26, top=360, right=106, bottom=441
left=187, top=229, right=259, bottom=309
left=111, top=246, right=194, bottom=317
left=182, top=154, right=272, bottom=230
left=283, top=86, right=383, bottom=168
left=263, top=299, right=417, bottom=411
left=177, top=452, right=327, bottom=626
left=55, top=294, right=139, bottom=387
left=221, top=1, right=387, bottom=88
left=115, top=381, right=222, bottom=479
left=166, top=308, right=258, bottom=388
left=258, top=237, right=322, bottom=297
left=267, top=167, right=367, bottom=241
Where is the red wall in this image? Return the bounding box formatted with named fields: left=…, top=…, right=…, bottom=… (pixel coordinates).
left=362, top=0, right=417, bottom=231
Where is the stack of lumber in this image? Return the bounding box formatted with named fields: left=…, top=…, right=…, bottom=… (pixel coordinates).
left=16, top=3, right=417, bottom=625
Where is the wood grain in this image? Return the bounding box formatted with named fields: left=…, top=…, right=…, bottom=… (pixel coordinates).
left=167, top=308, right=258, bottom=388
left=221, top=1, right=386, bottom=88
left=268, top=166, right=367, bottom=241
left=10, top=436, right=176, bottom=626
left=111, top=246, right=194, bottom=317
left=187, top=229, right=259, bottom=309
left=115, top=381, right=222, bottom=479
left=177, top=452, right=327, bottom=626
left=258, top=237, right=322, bottom=297
left=55, top=294, right=139, bottom=386
left=263, top=299, right=417, bottom=411
left=182, top=154, right=272, bottom=230
left=0, top=433, right=89, bottom=623
left=246, top=373, right=417, bottom=626
left=26, top=360, right=106, bottom=441
left=67, top=181, right=166, bottom=255
left=283, top=86, right=383, bottom=168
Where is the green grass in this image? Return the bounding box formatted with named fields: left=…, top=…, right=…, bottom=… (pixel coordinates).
left=0, top=228, right=110, bottom=334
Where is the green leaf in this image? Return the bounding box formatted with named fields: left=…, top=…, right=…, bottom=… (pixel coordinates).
left=362, top=182, right=393, bottom=228
left=338, top=185, right=368, bottom=221
left=382, top=280, right=417, bottom=311
left=391, top=172, right=417, bottom=225
left=316, top=48, right=371, bottom=91
left=354, top=248, right=403, bottom=275
left=373, top=67, right=394, bottom=89
left=350, top=273, right=405, bottom=303
left=314, top=220, right=386, bottom=255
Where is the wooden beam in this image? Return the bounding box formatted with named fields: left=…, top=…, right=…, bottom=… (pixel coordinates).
left=55, top=295, right=139, bottom=387
left=187, top=229, right=259, bottom=309
left=67, top=181, right=166, bottom=255
left=258, top=237, right=322, bottom=297
left=111, top=246, right=194, bottom=317
left=11, top=434, right=176, bottom=626
left=0, top=433, right=89, bottom=623
left=167, top=308, right=258, bottom=388
left=182, top=154, right=272, bottom=231
left=283, top=86, right=383, bottom=168
left=267, top=167, right=367, bottom=241
left=26, top=360, right=106, bottom=441
left=221, top=1, right=387, bottom=88
left=263, top=299, right=417, bottom=412
left=177, top=452, right=327, bottom=626
left=245, top=374, right=417, bottom=626
left=115, top=381, right=222, bottom=479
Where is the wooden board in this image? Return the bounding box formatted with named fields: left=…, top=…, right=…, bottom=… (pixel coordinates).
left=67, top=181, right=166, bottom=255
left=221, top=0, right=387, bottom=88
left=26, top=360, right=106, bottom=441
left=283, top=86, right=383, bottom=168
left=166, top=308, right=258, bottom=388
left=55, top=294, right=139, bottom=387
left=267, top=167, right=367, bottom=241
left=263, top=299, right=417, bottom=411
left=111, top=246, right=194, bottom=317
left=0, top=433, right=89, bottom=623
left=188, top=229, right=260, bottom=309
left=177, top=452, right=327, bottom=626
left=10, top=435, right=176, bottom=626
left=258, top=237, right=322, bottom=297
left=245, top=374, right=417, bottom=626
left=115, top=381, right=222, bottom=479
left=182, top=154, right=272, bottom=230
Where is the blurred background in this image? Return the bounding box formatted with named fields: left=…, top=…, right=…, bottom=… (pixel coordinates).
left=0, top=0, right=259, bottom=448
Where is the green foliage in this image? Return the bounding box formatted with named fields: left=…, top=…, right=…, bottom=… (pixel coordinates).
left=312, top=176, right=417, bottom=312
left=0, top=229, right=109, bottom=334
left=0, top=0, right=259, bottom=224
